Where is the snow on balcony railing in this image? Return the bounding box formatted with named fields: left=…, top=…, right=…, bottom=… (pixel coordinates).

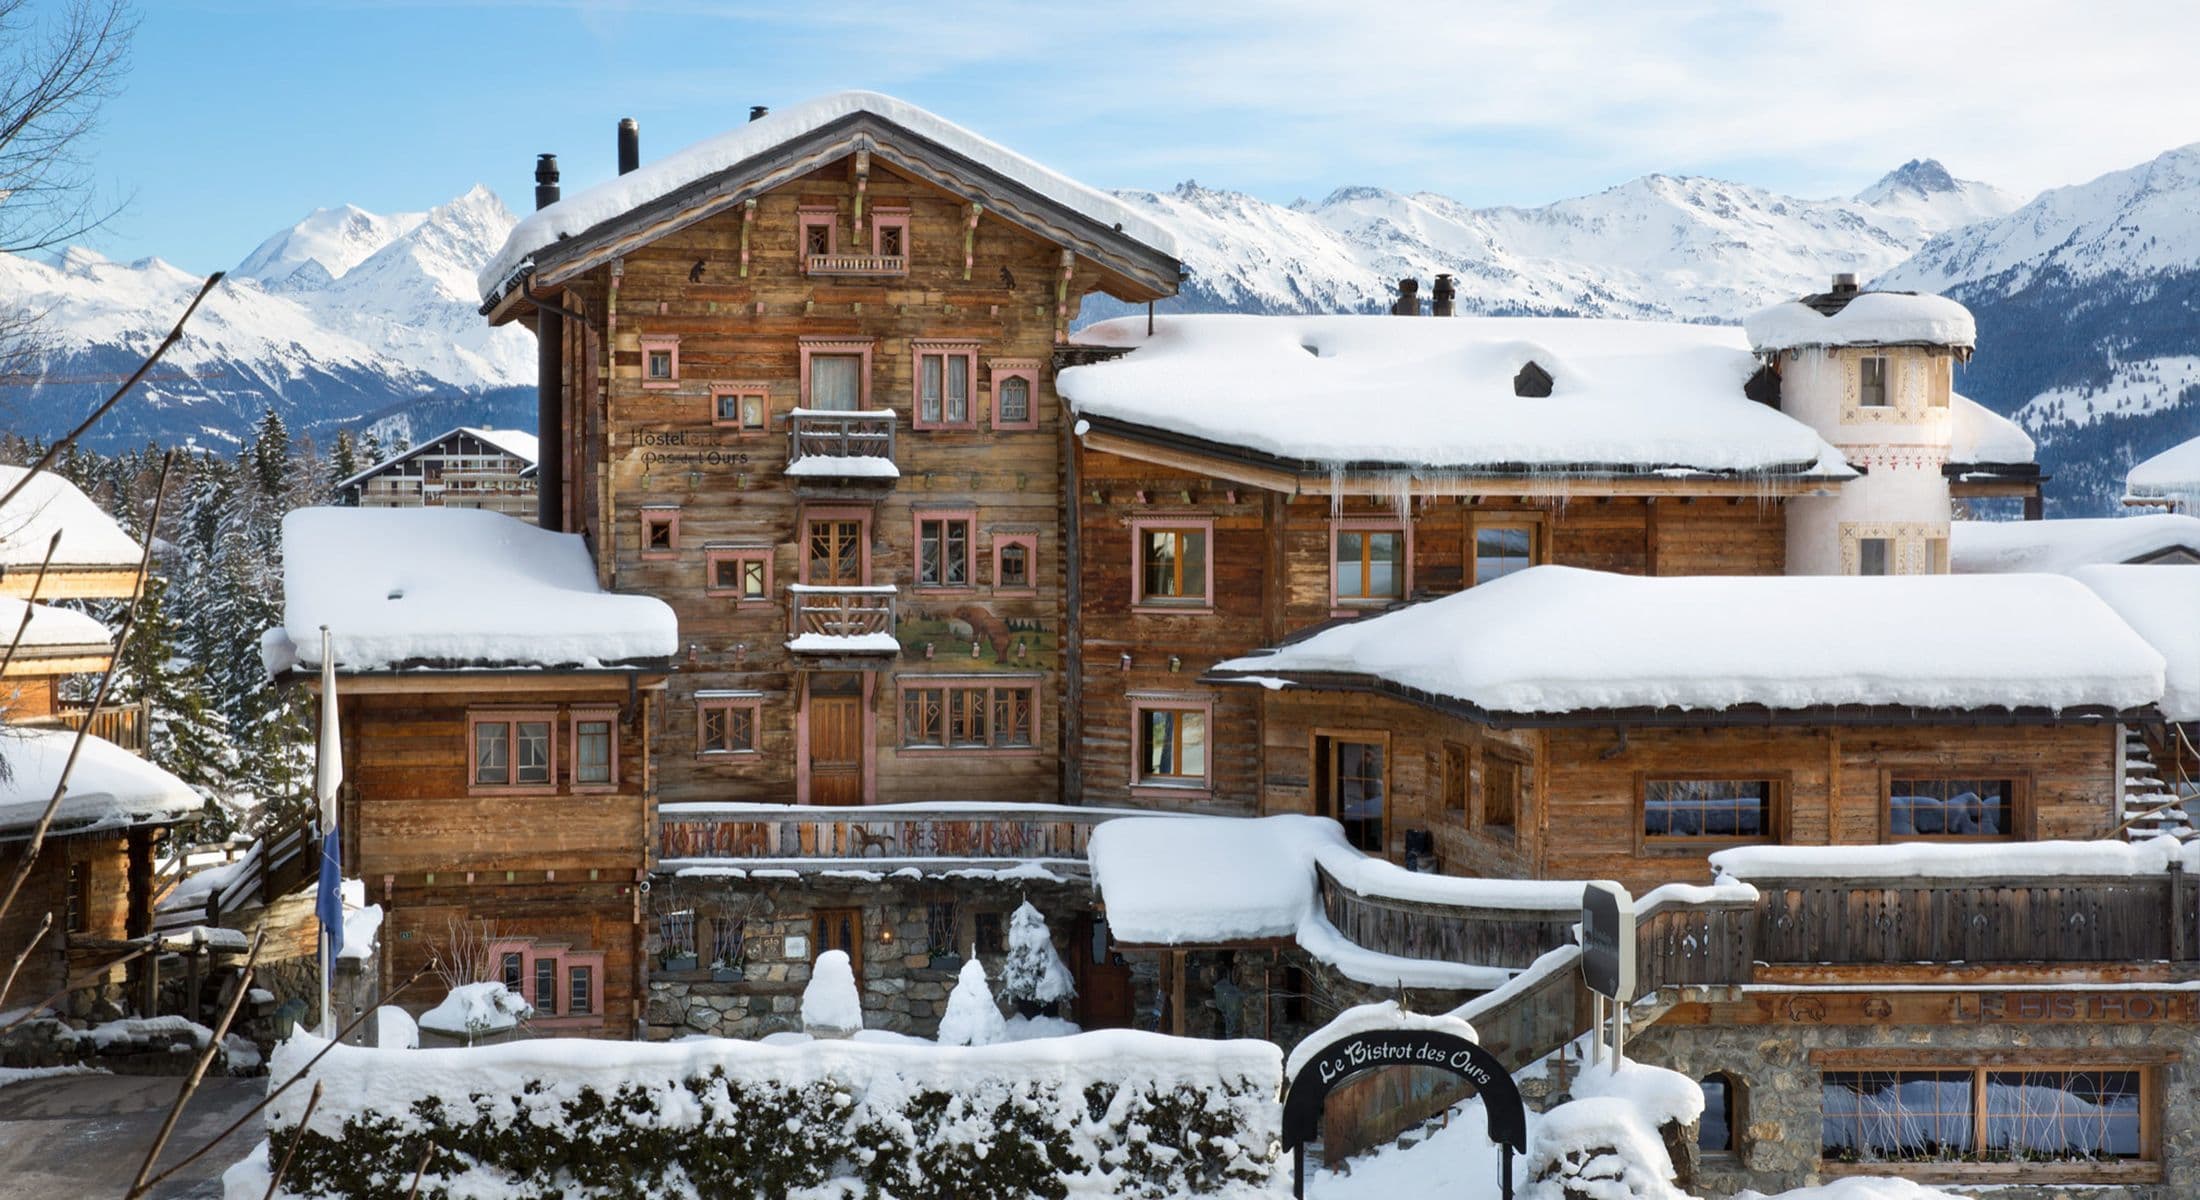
left=787, top=583, right=896, bottom=647
left=787, top=409, right=896, bottom=474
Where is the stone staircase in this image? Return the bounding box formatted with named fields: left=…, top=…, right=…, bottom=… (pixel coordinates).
left=2120, top=727, right=2195, bottom=841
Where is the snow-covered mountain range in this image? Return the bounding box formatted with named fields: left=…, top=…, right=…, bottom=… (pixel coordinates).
left=4, top=146, right=2198, bottom=516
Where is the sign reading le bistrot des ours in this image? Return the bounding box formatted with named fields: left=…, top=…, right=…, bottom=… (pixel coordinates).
left=1582, top=880, right=1637, bottom=1003
left=1281, top=1028, right=1526, bottom=1199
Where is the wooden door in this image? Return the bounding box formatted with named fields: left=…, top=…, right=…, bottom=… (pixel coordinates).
left=808, top=692, right=864, bottom=805
left=806, top=518, right=865, bottom=585
left=1071, top=915, right=1134, bottom=1029
left=813, top=907, right=863, bottom=979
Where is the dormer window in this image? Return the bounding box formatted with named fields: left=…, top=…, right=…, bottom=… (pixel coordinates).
left=1859, top=356, right=1890, bottom=407
left=1513, top=362, right=1553, bottom=398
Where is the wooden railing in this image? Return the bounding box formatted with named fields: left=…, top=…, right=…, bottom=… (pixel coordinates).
left=658, top=802, right=1147, bottom=864
left=22, top=699, right=150, bottom=753
left=789, top=585, right=896, bottom=643
left=787, top=410, right=896, bottom=471
left=1752, top=871, right=2198, bottom=965
left=805, top=252, right=907, bottom=276
left=1316, top=866, right=1576, bottom=970
left=151, top=817, right=316, bottom=936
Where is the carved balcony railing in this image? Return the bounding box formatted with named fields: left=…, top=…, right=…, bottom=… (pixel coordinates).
left=805, top=252, right=907, bottom=277
left=657, top=801, right=1161, bottom=868
left=786, top=410, right=897, bottom=479
left=788, top=584, right=897, bottom=649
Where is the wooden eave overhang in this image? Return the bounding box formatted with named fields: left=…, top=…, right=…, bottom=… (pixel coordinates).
left=0, top=808, right=201, bottom=845
left=0, top=564, right=144, bottom=602
left=1077, top=413, right=1853, bottom=499
left=482, top=111, right=1182, bottom=322
left=276, top=662, right=673, bottom=695
left=1945, top=460, right=2046, bottom=499
left=1200, top=665, right=2153, bottom=731
left=0, top=643, right=114, bottom=676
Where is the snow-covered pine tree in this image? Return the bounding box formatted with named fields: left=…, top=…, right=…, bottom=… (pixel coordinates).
left=998, top=901, right=1075, bottom=1017
left=360, top=428, right=386, bottom=468
left=937, top=953, right=1006, bottom=1046
left=801, top=949, right=863, bottom=1038
left=326, top=430, right=360, bottom=501
left=115, top=572, right=231, bottom=803
left=247, top=407, right=290, bottom=499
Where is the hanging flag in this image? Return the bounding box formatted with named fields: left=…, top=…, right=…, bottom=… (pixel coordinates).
left=315, top=626, right=344, bottom=963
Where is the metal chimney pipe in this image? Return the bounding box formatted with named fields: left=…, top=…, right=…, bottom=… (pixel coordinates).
left=617, top=119, right=640, bottom=175
left=749, top=105, right=770, bottom=122
left=1832, top=272, right=1859, bottom=294
left=533, top=153, right=561, bottom=210
left=1391, top=278, right=1422, bottom=316
left=1432, top=273, right=1457, bottom=317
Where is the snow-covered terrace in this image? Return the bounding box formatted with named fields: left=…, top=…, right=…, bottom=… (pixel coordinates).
left=0, top=726, right=200, bottom=840
left=1953, top=514, right=2200, bottom=575
left=263, top=507, right=677, bottom=674
left=1061, top=314, right=1854, bottom=481
left=1209, top=564, right=2166, bottom=721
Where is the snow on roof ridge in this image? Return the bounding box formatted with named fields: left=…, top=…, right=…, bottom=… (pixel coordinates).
left=0, top=597, right=112, bottom=651
left=0, top=727, right=200, bottom=836
left=0, top=465, right=143, bottom=570
left=1214, top=564, right=2166, bottom=717
left=479, top=90, right=1179, bottom=301
left=2125, top=433, right=2200, bottom=498
left=1743, top=289, right=1976, bottom=351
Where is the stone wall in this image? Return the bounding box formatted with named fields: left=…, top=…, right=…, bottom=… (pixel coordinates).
left=642, top=872, right=1092, bottom=1040
left=1631, top=1013, right=2200, bottom=1200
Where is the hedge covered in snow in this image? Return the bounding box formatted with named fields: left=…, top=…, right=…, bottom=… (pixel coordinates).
left=261, top=1029, right=1283, bottom=1199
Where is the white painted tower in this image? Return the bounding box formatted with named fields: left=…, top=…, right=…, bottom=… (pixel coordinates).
left=1745, top=276, right=1976, bottom=576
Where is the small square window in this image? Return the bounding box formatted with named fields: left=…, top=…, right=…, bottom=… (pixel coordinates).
left=640, top=336, right=680, bottom=390
left=706, top=549, right=773, bottom=602
left=699, top=697, right=760, bottom=755
left=713, top=387, right=769, bottom=432
left=641, top=510, right=679, bottom=560
left=470, top=711, right=557, bottom=792
left=1136, top=704, right=1209, bottom=786
left=1135, top=524, right=1211, bottom=607
left=647, top=350, right=672, bottom=379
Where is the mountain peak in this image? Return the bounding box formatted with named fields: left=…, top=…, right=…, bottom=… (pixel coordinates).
left=1867, top=158, right=1960, bottom=197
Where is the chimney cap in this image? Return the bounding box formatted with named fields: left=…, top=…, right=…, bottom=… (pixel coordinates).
left=535, top=153, right=559, bottom=178
left=1831, top=272, right=1859, bottom=293
left=618, top=117, right=638, bottom=132
left=749, top=104, right=770, bottom=122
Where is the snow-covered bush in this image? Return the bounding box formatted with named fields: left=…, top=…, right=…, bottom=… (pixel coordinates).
left=418, top=981, right=530, bottom=1045
left=998, top=901, right=1075, bottom=1016
left=937, top=955, right=1007, bottom=1047
left=1525, top=1095, right=1690, bottom=1200
left=261, top=1029, right=1282, bottom=1200
left=801, top=949, right=862, bottom=1037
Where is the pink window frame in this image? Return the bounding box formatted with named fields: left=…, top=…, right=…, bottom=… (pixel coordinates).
left=797, top=504, right=874, bottom=585
left=639, top=507, right=680, bottom=561
left=798, top=338, right=875, bottom=411
left=489, top=940, right=606, bottom=1026
left=1127, top=692, right=1215, bottom=797
left=988, top=358, right=1041, bottom=431
left=696, top=694, right=762, bottom=757
left=1129, top=515, right=1216, bottom=613
left=640, top=335, right=679, bottom=391
left=710, top=382, right=773, bottom=433
left=910, top=341, right=981, bottom=430
left=1328, top=516, right=1413, bottom=612
left=871, top=206, right=911, bottom=259
left=703, top=546, right=775, bottom=604
left=912, top=508, right=978, bottom=591
left=567, top=707, right=620, bottom=794
left=992, top=532, right=1038, bottom=594
left=797, top=205, right=837, bottom=265
left=467, top=708, right=560, bottom=796
left=894, top=678, right=1042, bottom=758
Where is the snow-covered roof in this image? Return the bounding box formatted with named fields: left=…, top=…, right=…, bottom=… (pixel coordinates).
left=1948, top=393, right=2035, bottom=464
left=333, top=426, right=540, bottom=491
left=1743, top=290, right=1976, bottom=352
left=0, top=598, right=112, bottom=662
left=1063, top=314, right=1850, bottom=477
left=0, top=727, right=200, bottom=838
left=0, top=465, right=142, bottom=569
left=479, top=91, right=1179, bottom=303
left=2071, top=565, right=2200, bottom=722
left=1712, top=836, right=2198, bottom=881
left=2125, top=434, right=2200, bottom=504
left=266, top=507, right=678, bottom=673
left=1212, top=564, right=2165, bottom=718
left=1952, top=515, right=2200, bottom=575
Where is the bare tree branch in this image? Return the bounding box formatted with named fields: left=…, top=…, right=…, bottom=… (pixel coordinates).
left=0, top=529, right=60, bottom=681
left=126, top=925, right=263, bottom=1199
left=0, top=0, right=137, bottom=254
left=258, top=1081, right=323, bottom=1200
left=0, top=939, right=149, bottom=1034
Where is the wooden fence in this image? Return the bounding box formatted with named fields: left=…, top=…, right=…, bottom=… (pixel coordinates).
left=1316, top=866, right=1576, bottom=971
left=1752, top=870, right=2197, bottom=965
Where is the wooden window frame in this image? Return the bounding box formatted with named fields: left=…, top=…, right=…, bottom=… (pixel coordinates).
left=1480, top=744, right=1527, bottom=836
left=1813, top=1056, right=2163, bottom=1185
left=871, top=206, right=910, bottom=260
left=911, top=340, right=981, bottom=430
left=703, top=546, right=775, bottom=605
left=1636, top=772, right=1785, bottom=854
left=710, top=382, right=772, bottom=433
left=1440, top=742, right=1471, bottom=825
left=1858, top=354, right=1891, bottom=408
left=467, top=709, right=560, bottom=795
left=1879, top=769, right=2028, bottom=842
left=797, top=205, right=837, bottom=263
left=1329, top=516, right=1412, bottom=610
left=993, top=532, right=1038, bottom=595
left=913, top=508, right=977, bottom=591
left=568, top=707, right=620, bottom=794
left=1312, top=728, right=1391, bottom=855
left=1128, top=693, right=1214, bottom=796
left=797, top=338, right=875, bottom=411
left=813, top=906, right=865, bottom=982
left=490, top=940, right=605, bottom=1026
left=639, top=507, right=680, bottom=561
left=1129, top=516, right=1216, bottom=613
left=797, top=504, right=873, bottom=585
left=1467, top=511, right=1546, bottom=587
left=640, top=334, right=680, bottom=391
left=896, top=677, right=1040, bottom=757
left=988, top=358, right=1041, bottom=431
left=696, top=693, right=762, bottom=757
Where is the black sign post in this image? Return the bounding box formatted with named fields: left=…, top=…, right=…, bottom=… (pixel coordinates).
left=1581, top=880, right=1636, bottom=1004
left=1280, top=1027, right=1526, bottom=1198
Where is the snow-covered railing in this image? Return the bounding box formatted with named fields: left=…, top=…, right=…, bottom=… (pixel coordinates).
left=805, top=251, right=908, bottom=276
left=16, top=699, right=150, bottom=753
left=1315, top=864, right=1578, bottom=970
left=789, top=583, right=895, bottom=641
left=787, top=409, right=895, bottom=467
left=657, top=801, right=1164, bottom=867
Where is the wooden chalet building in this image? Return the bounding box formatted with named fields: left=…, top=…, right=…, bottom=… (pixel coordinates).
left=334, top=426, right=542, bottom=523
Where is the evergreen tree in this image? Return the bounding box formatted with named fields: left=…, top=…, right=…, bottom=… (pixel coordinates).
left=115, top=573, right=231, bottom=801
left=248, top=407, right=290, bottom=498
left=360, top=428, right=386, bottom=467
left=327, top=430, right=360, bottom=502
left=999, top=901, right=1076, bottom=1015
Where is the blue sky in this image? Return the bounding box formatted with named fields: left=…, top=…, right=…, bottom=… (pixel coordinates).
left=58, top=0, right=2200, bottom=272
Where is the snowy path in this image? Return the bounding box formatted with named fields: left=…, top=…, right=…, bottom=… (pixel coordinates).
left=0, top=1074, right=262, bottom=1199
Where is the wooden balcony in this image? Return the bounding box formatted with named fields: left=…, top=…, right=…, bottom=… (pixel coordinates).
left=657, top=801, right=1155, bottom=872
left=786, top=410, right=897, bottom=482
left=20, top=700, right=151, bottom=754
left=805, top=252, right=907, bottom=277
left=1753, top=872, right=2198, bottom=966
left=787, top=585, right=897, bottom=655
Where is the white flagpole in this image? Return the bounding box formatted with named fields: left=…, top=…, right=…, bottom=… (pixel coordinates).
left=316, top=625, right=342, bottom=1036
